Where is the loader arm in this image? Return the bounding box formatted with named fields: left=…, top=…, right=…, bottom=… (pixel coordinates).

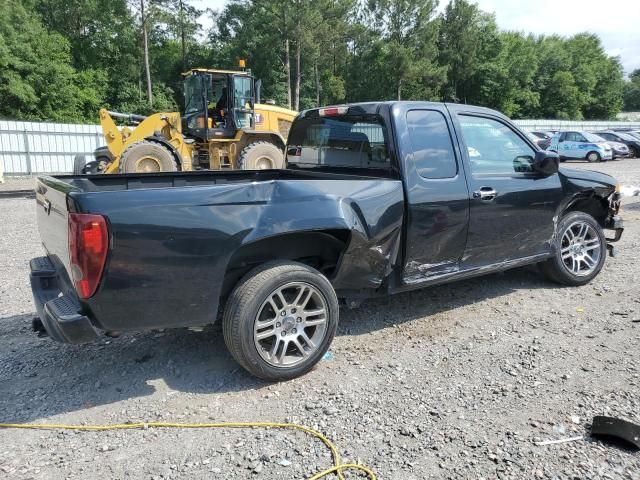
left=98, top=108, right=193, bottom=173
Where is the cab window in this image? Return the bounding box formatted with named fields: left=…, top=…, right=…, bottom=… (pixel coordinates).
left=407, top=110, right=457, bottom=179
left=458, top=115, right=536, bottom=175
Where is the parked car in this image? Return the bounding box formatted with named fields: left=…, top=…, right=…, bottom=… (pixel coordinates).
left=548, top=131, right=613, bottom=162
left=590, top=134, right=630, bottom=159
left=30, top=102, right=624, bottom=381
left=526, top=132, right=549, bottom=149
left=529, top=131, right=553, bottom=150
left=595, top=131, right=640, bottom=158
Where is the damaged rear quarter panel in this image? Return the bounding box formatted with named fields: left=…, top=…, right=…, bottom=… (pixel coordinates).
left=247, top=179, right=405, bottom=290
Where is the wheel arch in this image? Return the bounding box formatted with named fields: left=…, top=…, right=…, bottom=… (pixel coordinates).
left=560, top=193, right=609, bottom=227
left=144, top=135, right=182, bottom=167
left=220, top=230, right=351, bottom=302
left=237, top=132, right=286, bottom=153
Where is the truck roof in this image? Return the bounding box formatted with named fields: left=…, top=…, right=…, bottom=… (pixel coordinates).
left=298, top=101, right=507, bottom=119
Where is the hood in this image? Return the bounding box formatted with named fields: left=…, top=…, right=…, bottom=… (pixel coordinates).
left=559, top=167, right=618, bottom=190
left=605, top=141, right=628, bottom=150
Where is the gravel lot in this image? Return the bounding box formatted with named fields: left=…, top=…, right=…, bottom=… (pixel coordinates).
left=1, top=160, right=639, bottom=479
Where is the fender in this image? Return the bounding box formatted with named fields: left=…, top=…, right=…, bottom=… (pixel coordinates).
left=145, top=135, right=182, bottom=166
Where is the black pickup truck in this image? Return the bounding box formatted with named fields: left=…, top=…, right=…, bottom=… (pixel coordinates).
left=30, top=102, right=623, bottom=381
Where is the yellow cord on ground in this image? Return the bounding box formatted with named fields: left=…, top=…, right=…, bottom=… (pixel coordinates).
left=0, top=421, right=376, bottom=480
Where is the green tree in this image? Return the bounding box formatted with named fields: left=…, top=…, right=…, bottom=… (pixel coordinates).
left=623, top=69, right=640, bottom=111
left=0, top=0, right=102, bottom=122
left=438, top=0, right=499, bottom=104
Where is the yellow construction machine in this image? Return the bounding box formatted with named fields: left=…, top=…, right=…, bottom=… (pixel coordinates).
left=78, top=64, right=297, bottom=174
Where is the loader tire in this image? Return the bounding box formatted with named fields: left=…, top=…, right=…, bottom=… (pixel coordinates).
left=238, top=141, right=284, bottom=170
left=73, top=155, right=86, bottom=175
left=120, top=141, right=178, bottom=173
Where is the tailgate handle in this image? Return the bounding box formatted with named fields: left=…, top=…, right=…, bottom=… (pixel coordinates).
left=43, top=199, right=52, bottom=215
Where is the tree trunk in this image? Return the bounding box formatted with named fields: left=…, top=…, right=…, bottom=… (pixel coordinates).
left=179, top=0, right=186, bottom=71
left=397, top=78, right=402, bottom=101
left=285, top=38, right=292, bottom=109
left=141, top=0, right=153, bottom=108
left=294, top=41, right=301, bottom=111
left=314, top=60, right=320, bottom=106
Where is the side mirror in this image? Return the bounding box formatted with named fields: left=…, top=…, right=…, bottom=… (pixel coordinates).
left=533, top=150, right=559, bottom=176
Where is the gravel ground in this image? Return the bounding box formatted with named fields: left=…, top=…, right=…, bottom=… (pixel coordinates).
left=1, top=160, right=639, bottom=479
left=0, top=177, right=36, bottom=192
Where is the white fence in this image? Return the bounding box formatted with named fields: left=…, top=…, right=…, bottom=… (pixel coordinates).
left=0, top=120, right=105, bottom=176
left=514, top=119, right=640, bottom=131
left=2, top=117, right=640, bottom=176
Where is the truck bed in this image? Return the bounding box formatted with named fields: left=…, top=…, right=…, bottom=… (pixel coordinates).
left=32, top=169, right=405, bottom=338
left=42, top=168, right=396, bottom=193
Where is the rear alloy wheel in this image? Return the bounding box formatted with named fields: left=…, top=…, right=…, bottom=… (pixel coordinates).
left=540, top=212, right=606, bottom=286
left=120, top=141, right=178, bottom=173
left=586, top=151, right=601, bottom=163
left=223, top=261, right=338, bottom=381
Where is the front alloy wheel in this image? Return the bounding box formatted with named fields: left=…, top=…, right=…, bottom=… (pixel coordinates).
left=559, top=221, right=602, bottom=277
left=540, top=211, right=606, bottom=286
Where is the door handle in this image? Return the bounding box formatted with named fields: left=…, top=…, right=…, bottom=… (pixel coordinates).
left=473, top=187, right=497, bottom=201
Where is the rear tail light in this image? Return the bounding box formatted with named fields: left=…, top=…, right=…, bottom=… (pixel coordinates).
left=318, top=106, right=348, bottom=117
left=68, top=213, right=109, bottom=299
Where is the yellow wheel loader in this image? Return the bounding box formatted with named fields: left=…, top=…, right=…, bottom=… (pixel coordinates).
left=79, top=66, right=298, bottom=174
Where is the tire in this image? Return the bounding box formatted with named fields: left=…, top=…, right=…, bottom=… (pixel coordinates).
left=238, top=141, right=284, bottom=170
left=539, top=211, right=606, bottom=286
left=81, top=160, right=100, bottom=174
left=222, top=261, right=339, bottom=381
left=120, top=141, right=178, bottom=173
left=631, top=147, right=639, bottom=159
left=586, top=151, right=601, bottom=163
left=73, top=155, right=86, bottom=175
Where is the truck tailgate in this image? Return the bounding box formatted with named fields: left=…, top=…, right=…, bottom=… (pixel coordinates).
left=35, top=176, right=78, bottom=277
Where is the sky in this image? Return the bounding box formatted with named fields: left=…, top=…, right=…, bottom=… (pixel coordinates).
left=196, top=0, right=640, bottom=75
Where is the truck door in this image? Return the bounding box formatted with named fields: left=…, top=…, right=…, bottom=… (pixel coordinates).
left=450, top=109, right=563, bottom=267
left=399, top=106, right=470, bottom=284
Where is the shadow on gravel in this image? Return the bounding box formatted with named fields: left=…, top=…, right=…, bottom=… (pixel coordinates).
left=338, top=265, right=555, bottom=337
left=0, top=318, right=266, bottom=424
left=0, top=265, right=557, bottom=424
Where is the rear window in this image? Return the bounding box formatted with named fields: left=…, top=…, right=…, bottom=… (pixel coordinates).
left=286, top=115, right=390, bottom=169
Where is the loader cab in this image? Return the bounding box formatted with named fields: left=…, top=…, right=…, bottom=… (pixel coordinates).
left=182, top=69, right=256, bottom=141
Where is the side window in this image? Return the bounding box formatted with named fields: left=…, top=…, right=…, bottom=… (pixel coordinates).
left=565, top=132, right=578, bottom=142
left=407, top=110, right=457, bottom=179
left=458, top=115, right=536, bottom=175
left=575, top=133, right=587, bottom=142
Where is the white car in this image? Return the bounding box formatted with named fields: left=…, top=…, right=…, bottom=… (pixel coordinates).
left=549, top=131, right=613, bottom=162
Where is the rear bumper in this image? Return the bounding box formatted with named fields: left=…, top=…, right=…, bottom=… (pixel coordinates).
left=30, top=256, right=100, bottom=344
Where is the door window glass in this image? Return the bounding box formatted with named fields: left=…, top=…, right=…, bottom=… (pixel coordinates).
left=407, top=110, right=457, bottom=179
left=233, top=76, right=253, bottom=128
left=458, top=115, right=536, bottom=175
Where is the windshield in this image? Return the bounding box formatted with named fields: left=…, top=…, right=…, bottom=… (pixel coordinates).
left=617, top=132, right=637, bottom=141
left=287, top=115, right=390, bottom=170
left=583, top=132, right=606, bottom=143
